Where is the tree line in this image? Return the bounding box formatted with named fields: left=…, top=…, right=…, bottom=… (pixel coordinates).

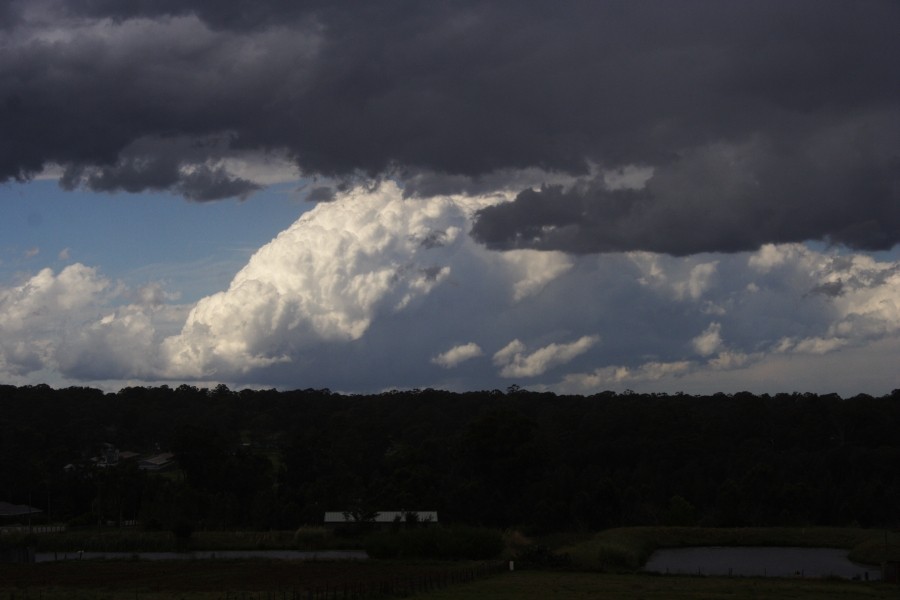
left=1, top=383, right=899, bottom=533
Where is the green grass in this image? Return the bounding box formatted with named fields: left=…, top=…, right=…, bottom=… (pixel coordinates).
left=415, top=571, right=898, bottom=600
left=3, top=570, right=896, bottom=600
left=558, top=527, right=900, bottom=572
left=2, top=553, right=897, bottom=600
left=6, top=526, right=900, bottom=600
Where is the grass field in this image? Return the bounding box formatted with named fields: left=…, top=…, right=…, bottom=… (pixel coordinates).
left=415, top=570, right=899, bottom=600
left=13, top=526, right=898, bottom=565
left=0, top=559, right=501, bottom=599
left=3, top=565, right=896, bottom=600
left=3, top=527, right=898, bottom=599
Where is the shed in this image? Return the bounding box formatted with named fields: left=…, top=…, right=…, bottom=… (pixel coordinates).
left=324, top=511, right=438, bottom=527
left=0, top=502, right=43, bottom=535
left=139, top=452, right=175, bottom=471
left=0, top=502, right=42, bottom=519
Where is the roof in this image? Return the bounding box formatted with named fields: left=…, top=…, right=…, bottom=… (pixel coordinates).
left=0, top=502, right=43, bottom=517
left=140, top=452, right=174, bottom=465
left=324, top=511, right=438, bottom=523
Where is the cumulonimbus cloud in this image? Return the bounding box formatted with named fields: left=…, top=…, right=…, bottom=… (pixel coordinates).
left=159, top=183, right=507, bottom=377
left=2, top=186, right=900, bottom=394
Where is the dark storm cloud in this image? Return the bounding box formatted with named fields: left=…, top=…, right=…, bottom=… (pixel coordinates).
left=1, top=0, right=899, bottom=251
left=177, top=165, right=260, bottom=202
left=58, top=137, right=261, bottom=201
left=304, top=186, right=337, bottom=203
left=64, top=0, right=332, bottom=30
left=473, top=114, right=900, bottom=254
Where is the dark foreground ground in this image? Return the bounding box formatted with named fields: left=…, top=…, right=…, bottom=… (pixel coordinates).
left=415, top=571, right=899, bottom=600
left=2, top=562, right=898, bottom=600
left=0, top=559, right=500, bottom=598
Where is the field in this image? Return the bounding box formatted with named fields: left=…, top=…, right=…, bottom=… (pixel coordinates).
left=2, top=563, right=897, bottom=600
left=415, top=571, right=898, bottom=600
left=0, top=559, right=502, bottom=599
left=3, top=527, right=898, bottom=599
left=3, top=528, right=356, bottom=553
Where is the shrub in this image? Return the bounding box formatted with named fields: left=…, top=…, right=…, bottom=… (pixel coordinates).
left=66, top=512, right=97, bottom=528
left=514, top=544, right=572, bottom=568
left=0, top=533, right=34, bottom=552
left=172, top=519, right=194, bottom=552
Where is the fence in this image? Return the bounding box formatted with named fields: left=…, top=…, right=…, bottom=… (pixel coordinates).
left=0, top=524, right=66, bottom=535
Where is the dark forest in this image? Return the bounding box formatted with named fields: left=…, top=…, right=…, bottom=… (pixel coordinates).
left=2, top=384, right=899, bottom=533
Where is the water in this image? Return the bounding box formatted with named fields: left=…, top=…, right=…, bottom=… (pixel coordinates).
left=36, top=549, right=368, bottom=562
left=643, top=546, right=879, bottom=580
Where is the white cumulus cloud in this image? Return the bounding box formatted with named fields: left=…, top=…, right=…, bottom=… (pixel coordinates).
left=493, top=335, right=600, bottom=378
left=630, top=253, right=719, bottom=301
left=0, top=264, right=183, bottom=383
left=0, top=265, right=111, bottom=336
left=674, top=262, right=718, bottom=300
left=500, top=250, right=574, bottom=301
left=559, top=360, right=694, bottom=393
left=692, top=322, right=723, bottom=356
left=432, top=343, right=484, bottom=369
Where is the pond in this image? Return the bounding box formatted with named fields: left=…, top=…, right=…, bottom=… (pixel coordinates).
left=35, top=550, right=368, bottom=562
left=643, top=546, right=880, bottom=580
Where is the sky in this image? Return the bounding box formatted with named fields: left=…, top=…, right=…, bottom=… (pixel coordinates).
left=1, top=0, right=899, bottom=396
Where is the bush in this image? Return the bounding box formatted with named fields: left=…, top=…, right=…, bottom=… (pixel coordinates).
left=172, top=520, right=194, bottom=540
left=364, top=532, right=402, bottom=559
left=67, top=513, right=97, bottom=528
left=365, top=526, right=504, bottom=560
left=292, top=527, right=340, bottom=550
left=172, top=519, right=194, bottom=551
left=0, top=533, right=35, bottom=552
left=515, top=544, right=572, bottom=568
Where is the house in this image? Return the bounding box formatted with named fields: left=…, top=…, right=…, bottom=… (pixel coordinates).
left=0, top=502, right=43, bottom=537
left=324, top=510, right=438, bottom=529
left=0, top=502, right=42, bottom=522
left=139, top=452, right=175, bottom=471
left=84, top=445, right=142, bottom=469
left=93, top=443, right=120, bottom=467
